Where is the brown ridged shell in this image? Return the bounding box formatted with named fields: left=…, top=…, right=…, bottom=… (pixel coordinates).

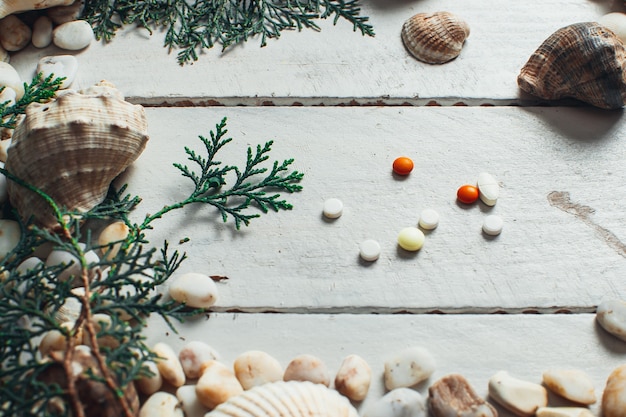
left=517, top=22, right=626, bottom=109
left=5, top=81, right=149, bottom=230
left=401, top=11, right=470, bottom=64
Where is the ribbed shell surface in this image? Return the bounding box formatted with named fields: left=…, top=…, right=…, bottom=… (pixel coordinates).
left=401, top=11, right=470, bottom=64
left=5, top=85, right=149, bottom=229
left=205, top=381, right=359, bottom=417
left=517, top=22, right=626, bottom=109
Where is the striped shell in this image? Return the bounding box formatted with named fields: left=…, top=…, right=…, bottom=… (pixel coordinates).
left=517, top=22, right=626, bottom=109
left=5, top=81, right=149, bottom=229
left=401, top=11, right=470, bottom=64
left=206, top=381, right=359, bottom=417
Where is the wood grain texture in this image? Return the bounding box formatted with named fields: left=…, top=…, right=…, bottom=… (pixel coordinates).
left=121, top=106, right=626, bottom=313
left=10, top=0, right=623, bottom=105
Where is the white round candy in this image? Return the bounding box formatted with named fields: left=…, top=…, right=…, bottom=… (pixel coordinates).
left=323, top=198, right=344, bottom=219
left=359, top=239, right=381, bottom=261
left=482, top=215, right=503, bottom=236
left=418, top=208, right=439, bottom=230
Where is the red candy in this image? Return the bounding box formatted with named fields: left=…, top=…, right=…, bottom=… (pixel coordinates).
left=457, top=185, right=479, bottom=204
left=392, top=157, right=414, bottom=176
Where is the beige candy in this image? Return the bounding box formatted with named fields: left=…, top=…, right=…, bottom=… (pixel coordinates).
left=488, top=371, right=547, bottom=416
left=429, top=373, right=497, bottom=417
left=536, top=407, right=594, bottom=417
left=139, top=392, right=183, bottom=417
left=384, top=346, right=436, bottom=390
left=335, top=354, right=372, bottom=401
left=153, top=342, right=185, bottom=387
left=135, top=360, right=162, bottom=395
left=234, top=350, right=283, bottom=390
left=603, top=364, right=626, bottom=417
left=196, top=360, right=243, bottom=409
left=179, top=340, right=220, bottom=379
left=542, top=369, right=596, bottom=404
left=283, top=354, right=331, bottom=386
left=0, top=15, right=31, bottom=51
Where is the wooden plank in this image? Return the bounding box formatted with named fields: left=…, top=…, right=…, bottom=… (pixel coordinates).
left=144, top=312, right=626, bottom=417
left=119, top=106, right=626, bottom=313
left=10, top=0, right=622, bottom=105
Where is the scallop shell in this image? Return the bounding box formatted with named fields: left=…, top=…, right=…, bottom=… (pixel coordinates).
left=206, top=380, right=358, bottom=417
left=401, top=11, right=470, bottom=64
left=5, top=81, right=149, bottom=230
left=517, top=22, right=626, bottom=109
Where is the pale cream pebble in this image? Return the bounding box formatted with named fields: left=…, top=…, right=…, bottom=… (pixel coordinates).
left=334, top=354, right=371, bottom=401
left=596, top=299, right=626, bottom=342
left=153, top=342, right=186, bottom=387
left=0, top=138, right=9, bottom=164
left=0, top=219, right=20, bottom=260
left=542, top=369, right=596, bottom=405
left=138, top=391, right=183, bottom=417
left=36, top=55, right=78, bottom=89
left=195, top=360, right=244, bottom=409
left=46, top=0, right=85, bottom=25
left=488, top=371, right=547, bottom=416
left=384, top=346, right=435, bottom=390
left=39, top=321, right=82, bottom=357
left=0, top=62, right=23, bottom=98
left=0, top=15, right=31, bottom=51
left=32, top=15, right=53, bottom=48
left=362, top=387, right=427, bottom=417
left=135, top=360, right=162, bottom=395
left=16, top=256, right=43, bottom=274
left=169, top=272, right=218, bottom=308
left=84, top=313, right=123, bottom=349
left=0, top=86, right=15, bottom=106
left=536, top=407, right=594, bottom=417
left=52, top=20, right=94, bottom=50
left=602, top=364, right=626, bottom=417
left=176, top=385, right=208, bottom=417
left=45, top=243, right=100, bottom=284
left=283, top=354, right=331, bottom=387
left=233, top=350, right=284, bottom=390
left=429, top=373, right=497, bottom=417
left=97, top=221, right=130, bottom=260
left=178, top=340, right=221, bottom=379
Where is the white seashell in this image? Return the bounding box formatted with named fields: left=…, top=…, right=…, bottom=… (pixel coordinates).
left=139, top=392, right=183, bottom=417
left=53, top=286, right=84, bottom=323
left=602, top=364, right=626, bottom=417
left=0, top=15, right=31, bottom=52
left=599, top=12, right=626, bottom=44
left=536, top=407, right=594, bottom=417
left=135, top=360, right=162, bottom=395
left=206, top=380, right=359, bottom=417
left=233, top=350, right=284, bottom=390
left=363, top=387, right=427, bottom=417
left=542, top=369, right=596, bottom=405
left=176, top=385, right=208, bottom=417
left=384, top=346, right=436, bottom=390
left=32, top=16, right=53, bottom=48
left=0, top=0, right=73, bottom=19
left=488, top=370, right=547, bottom=416
left=334, top=354, right=372, bottom=401
left=52, top=20, right=94, bottom=50
left=196, top=360, right=244, bottom=409
left=477, top=172, right=499, bottom=206
left=36, top=55, right=78, bottom=89
left=0, top=219, right=20, bottom=260
left=0, top=62, right=23, bottom=98
left=169, top=272, right=218, bottom=308
left=5, top=81, right=149, bottom=230
left=429, top=373, right=497, bottom=417
left=153, top=342, right=186, bottom=388
left=596, top=299, right=626, bottom=342
left=97, top=221, right=130, bottom=260
left=179, top=340, right=221, bottom=379
left=46, top=0, right=85, bottom=25
left=283, top=353, right=331, bottom=386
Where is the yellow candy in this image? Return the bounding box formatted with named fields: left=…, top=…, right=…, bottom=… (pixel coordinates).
left=397, top=227, right=425, bottom=251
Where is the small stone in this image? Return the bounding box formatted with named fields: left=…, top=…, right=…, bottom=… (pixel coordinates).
left=45, top=243, right=100, bottom=284
left=136, top=360, right=162, bottom=395
left=36, top=55, right=78, bottom=89
left=599, top=12, right=626, bottom=44
left=429, top=373, right=497, bottom=417
left=536, top=407, right=594, bottom=417
left=0, top=15, right=32, bottom=52
left=153, top=342, right=186, bottom=388
left=334, top=354, right=371, bottom=401
left=16, top=256, right=43, bottom=274
left=596, top=299, right=626, bottom=342
left=39, top=322, right=82, bottom=357
left=0, top=86, right=15, bottom=106
left=384, top=346, right=435, bottom=390
left=139, top=392, right=183, bottom=417
left=169, top=272, right=218, bottom=308
left=363, top=388, right=427, bottom=417
left=179, top=341, right=221, bottom=379
left=283, top=354, right=331, bottom=386
left=0, top=219, right=20, bottom=260
left=542, top=369, right=596, bottom=405
left=195, top=360, right=244, bottom=409
left=32, top=16, right=53, bottom=48
left=477, top=172, right=499, bottom=206
left=488, top=370, right=547, bottom=416
left=234, top=350, right=284, bottom=390
left=176, top=385, right=208, bottom=417
left=603, top=364, right=626, bottom=417
left=97, top=221, right=130, bottom=260
left=0, top=62, right=23, bottom=99
left=52, top=20, right=94, bottom=50
left=0, top=138, right=10, bottom=163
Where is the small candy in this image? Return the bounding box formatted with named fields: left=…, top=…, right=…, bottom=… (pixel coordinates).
left=393, top=157, right=414, bottom=176
left=482, top=215, right=503, bottom=236
left=418, top=209, right=439, bottom=230
left=477, top=172, right=499, bottom=206
left=323, top=198, right=343, bottom=219
left=457, top=185, right=479, bottom=204
left=359, top=239, right=381, bottom=261
left=397, top=227, right=425, bottom=251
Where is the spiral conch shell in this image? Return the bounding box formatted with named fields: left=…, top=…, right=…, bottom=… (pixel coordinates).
left=401, top=11, right=470, bottom=64
left=518, top=22, right=626, bottom=109
left=206, top=380, right=359, bottom=417
left=5, top=81, right=149, bottom=229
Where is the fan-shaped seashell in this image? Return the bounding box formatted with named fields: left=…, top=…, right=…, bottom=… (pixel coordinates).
left=206, top=380, right=358, bottom=417
left=5, top=81, right=149, bottom=230
left=401, top=11, right=470, bottom=64
left=0, top=0, right=74, bottom=19
left=518, top=22, right=626, bottom=109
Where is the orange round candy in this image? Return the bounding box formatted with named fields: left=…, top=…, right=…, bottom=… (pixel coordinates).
left=392, top=157, right=414, bottom=175
left=457, top=185, right=479, bottom=204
